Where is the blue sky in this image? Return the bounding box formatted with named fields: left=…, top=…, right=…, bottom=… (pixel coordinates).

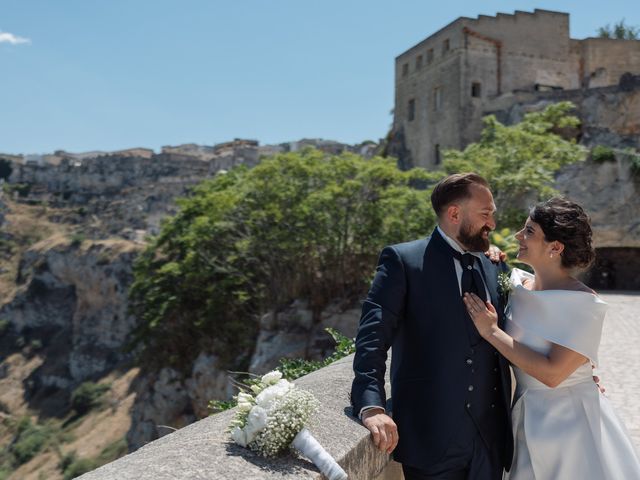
left=1, top=0, right=638, bottom=154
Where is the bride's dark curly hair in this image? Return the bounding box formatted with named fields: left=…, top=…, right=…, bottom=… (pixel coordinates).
left=529, top=197, right=596, bottom=269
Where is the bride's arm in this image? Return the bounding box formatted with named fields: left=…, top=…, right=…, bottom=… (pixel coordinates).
left=463, top=293, right=588, bottom=388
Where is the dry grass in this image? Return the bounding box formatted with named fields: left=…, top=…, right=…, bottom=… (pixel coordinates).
left=0, top=354, right=44, bottom=417
left=6, top=368, right=139, bottom=480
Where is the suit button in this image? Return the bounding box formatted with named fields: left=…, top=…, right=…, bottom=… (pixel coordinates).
left=493, top=387, right=498, bottom=391
left=493, top=367, right=498, bottom=372
left=466, top=358, right=473, bottom=365
left=466, top=403, right=472, bottom=408
left=471, top=369, right=475, bottom=373
left=467, top=265, right=473, bottom=270
left=468, top=385, right=474, bottom=391
left=491, top=404, right=495, bottom=408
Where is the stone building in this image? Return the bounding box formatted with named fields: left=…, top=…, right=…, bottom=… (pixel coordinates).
left=394, top=9, right=640, bottom=167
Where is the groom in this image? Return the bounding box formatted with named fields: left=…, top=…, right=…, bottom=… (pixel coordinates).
left=350, top=173, right=512, bottom=480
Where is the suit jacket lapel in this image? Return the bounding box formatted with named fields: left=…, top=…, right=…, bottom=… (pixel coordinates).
left=478, top=256, right=503, bottom=328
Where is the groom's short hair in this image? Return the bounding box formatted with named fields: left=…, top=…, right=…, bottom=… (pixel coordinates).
left=431, top=173, right=490, bottom=217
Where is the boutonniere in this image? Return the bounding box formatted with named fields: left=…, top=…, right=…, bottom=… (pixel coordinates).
left=497, top=271, right=513, bottom=311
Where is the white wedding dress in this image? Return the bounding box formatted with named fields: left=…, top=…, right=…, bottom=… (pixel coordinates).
left=504, top=268, right=640, bottom=480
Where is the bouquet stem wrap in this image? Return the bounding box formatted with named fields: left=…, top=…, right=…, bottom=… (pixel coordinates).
left=292, top=427, right=347, bottom=480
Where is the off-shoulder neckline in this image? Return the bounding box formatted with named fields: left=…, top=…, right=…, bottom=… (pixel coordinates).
left=511, top=268, right=600, bottom=298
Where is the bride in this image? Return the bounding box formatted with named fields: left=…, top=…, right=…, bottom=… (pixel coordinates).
left=463, top=197, right=640, bottom=479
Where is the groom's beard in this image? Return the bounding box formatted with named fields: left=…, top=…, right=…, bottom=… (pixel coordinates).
left=458, top=221, right=491, bottom=252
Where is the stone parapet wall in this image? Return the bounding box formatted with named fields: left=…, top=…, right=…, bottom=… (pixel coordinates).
left=78, top=354, right=402, bottom=480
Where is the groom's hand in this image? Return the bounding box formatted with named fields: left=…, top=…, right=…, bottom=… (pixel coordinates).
left=362, top=408, right=398, bottom=454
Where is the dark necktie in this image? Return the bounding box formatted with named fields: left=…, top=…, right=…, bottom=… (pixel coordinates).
left=458, top=253, right=488, bottom=302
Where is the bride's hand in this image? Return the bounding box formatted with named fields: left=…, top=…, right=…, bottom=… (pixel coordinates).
left=463, top=293, right=499, bottom=338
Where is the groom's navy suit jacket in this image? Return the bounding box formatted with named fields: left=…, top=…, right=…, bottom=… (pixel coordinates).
left=351, top=229, right=513, bottom=471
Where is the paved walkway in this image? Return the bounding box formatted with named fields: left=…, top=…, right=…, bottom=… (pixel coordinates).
left=598, top=292, right=640, bottom=449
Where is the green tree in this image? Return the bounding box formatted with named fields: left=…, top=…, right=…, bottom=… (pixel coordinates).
left=129, top=102, right=586, bottom=373
left=129, top=150, right=440, bottom=370
left=597, top=19, right=639, bottom=39
left=442, top=101, right=587, bottom=228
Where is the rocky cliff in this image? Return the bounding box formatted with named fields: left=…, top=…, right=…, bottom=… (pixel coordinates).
left=0, top=141, right=366, bottom=478
left=487, top=75, right=640, bottom=288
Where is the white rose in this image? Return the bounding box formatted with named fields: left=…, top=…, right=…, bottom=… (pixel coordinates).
left=255, top=385, right=279, bottom=409
left=245, top=428, right=257, bottom=445
left=236, top=392, right=253, bottom=412
left=260, top=370, right=283, bottom=385
left=237, top=392, right=253, bottom=403
left=273, top=378, right=292, bottom=391
left=256, top=379, right=293, bottom=409
left=246, top=405, right=268, bottom=434
left=231, top=426, right=248, bottom=447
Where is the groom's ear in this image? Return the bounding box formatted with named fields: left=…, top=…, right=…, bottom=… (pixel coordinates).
left=447, top=204, right=461, bottom=224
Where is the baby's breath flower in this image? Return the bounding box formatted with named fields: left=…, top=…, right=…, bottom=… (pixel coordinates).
left=498, top=272, right=512, bottom=295
left=228, top=369, right=320, bottom=457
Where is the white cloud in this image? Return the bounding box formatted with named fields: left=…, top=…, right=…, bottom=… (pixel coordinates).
left=0, top=31, right=31, bottom=45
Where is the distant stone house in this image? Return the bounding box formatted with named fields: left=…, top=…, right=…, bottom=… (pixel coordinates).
left=393, top=9, right=640, bottom=168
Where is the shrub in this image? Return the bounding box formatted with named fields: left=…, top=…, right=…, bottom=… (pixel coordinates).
left=62, top=458, right=97, bottom=480
left=591, top=145, right=616, bottom=163
left=2, top=183, right=31, bottom=197
left=70, top=382, right=110, bottom=415
left=69, top=233, right=85, bottom=247
left=10, top=417, right=52, bottom=465
left=58, top=451, right=77, bottom=472
left=95, top=438, right=128, bottom=465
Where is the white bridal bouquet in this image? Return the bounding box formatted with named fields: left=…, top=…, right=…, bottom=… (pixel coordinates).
left=229, top=370, right=348, bottom=480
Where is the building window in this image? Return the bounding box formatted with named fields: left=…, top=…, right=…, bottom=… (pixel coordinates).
left=427, top=48, right=434, bottom=64
left=408, top=99, right=415, bottom=121
left=442, top=39, right=450, bottom=54
left=434, top=87, right=442, bottom=111
left=416, top=55, right=423, bottom=70
left=471, top=82, right=482, bottom=98
left=435, top=144, right=441, bottom=165
left=402, top=63, right=409, bottom=77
